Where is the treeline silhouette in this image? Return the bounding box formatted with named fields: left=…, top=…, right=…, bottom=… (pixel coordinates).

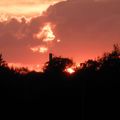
left=0, top=44, right=120, bottom=119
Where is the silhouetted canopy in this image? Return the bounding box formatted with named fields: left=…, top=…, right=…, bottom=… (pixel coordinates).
left=43, top=56, right=73, bottom=73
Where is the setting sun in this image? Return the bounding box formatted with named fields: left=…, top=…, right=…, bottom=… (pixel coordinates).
left=65, top=67, right=75, bottom=74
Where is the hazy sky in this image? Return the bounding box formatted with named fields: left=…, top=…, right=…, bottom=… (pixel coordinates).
left=0, top=0, right=64, bottom=17
left=0, top=0, right=120, bottom=71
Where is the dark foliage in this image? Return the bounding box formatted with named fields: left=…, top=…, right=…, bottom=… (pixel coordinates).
left=0, top=45, right=120, bottom=119
left=43, top=56, right=73, bottom=73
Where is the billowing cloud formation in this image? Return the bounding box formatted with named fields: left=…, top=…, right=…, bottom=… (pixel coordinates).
left=35, top=23, right=55, bottom=42
left=0, top=0, right=120, bottom=70
left=0, top=16, right=46, bottom=64
left=44, top=0, right=120, bottom=62
left=0, top=14, right=59, bottom=69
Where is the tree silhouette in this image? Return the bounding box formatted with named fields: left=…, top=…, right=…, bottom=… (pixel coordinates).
left=97, top=44, right=120, bottom=71
left=0, top=43, right=120, bottom=120
left=0, top=54, right=7, bottom=67
left=43, top=56, right=73, bottom=74
left=14, top=67, right=29, bottom=74
left=81, top=59, right=99, bottom=71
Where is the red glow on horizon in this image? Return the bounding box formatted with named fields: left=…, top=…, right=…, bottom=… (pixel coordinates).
left=8, top=63, right=43, bottom=72
left=65, top=67, right=75, bottom=74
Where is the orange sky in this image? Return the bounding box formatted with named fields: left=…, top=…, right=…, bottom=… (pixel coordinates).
left=0, top=0, right=65, bottom=17
left=0, top=0, right=120, bottom=71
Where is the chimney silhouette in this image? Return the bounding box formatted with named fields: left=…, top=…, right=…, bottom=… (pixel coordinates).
left=49, top=53, right=53, bottom=63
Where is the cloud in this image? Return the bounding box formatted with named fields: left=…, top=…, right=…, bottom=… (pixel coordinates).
left=43, top=0, right=120, bottom=60
left=35, top=23, right=56, bottom=42
left=0, top=16, right=46, bottom=64
left=0, top=13, right=59, bottom=66
left=0, top=0, right=65, bottom=17
left=30, top=46, right=48, bottom=53
left=0, top=0, right=120, bottom=70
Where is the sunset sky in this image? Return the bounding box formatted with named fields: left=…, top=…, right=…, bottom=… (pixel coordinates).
left=0, top=0, right=120, bottom=71
left=0, top=0, right=64, bottom=17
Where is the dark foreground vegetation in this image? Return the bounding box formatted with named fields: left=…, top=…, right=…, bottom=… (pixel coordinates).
left=0, top=44, right=120, bottom=119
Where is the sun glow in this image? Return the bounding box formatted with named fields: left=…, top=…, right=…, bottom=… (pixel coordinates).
left=32, top=22, right=60, bottom=54
left=36, top=23, right=55, bottom=42
left=65, top=67, right=75, bottom=74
